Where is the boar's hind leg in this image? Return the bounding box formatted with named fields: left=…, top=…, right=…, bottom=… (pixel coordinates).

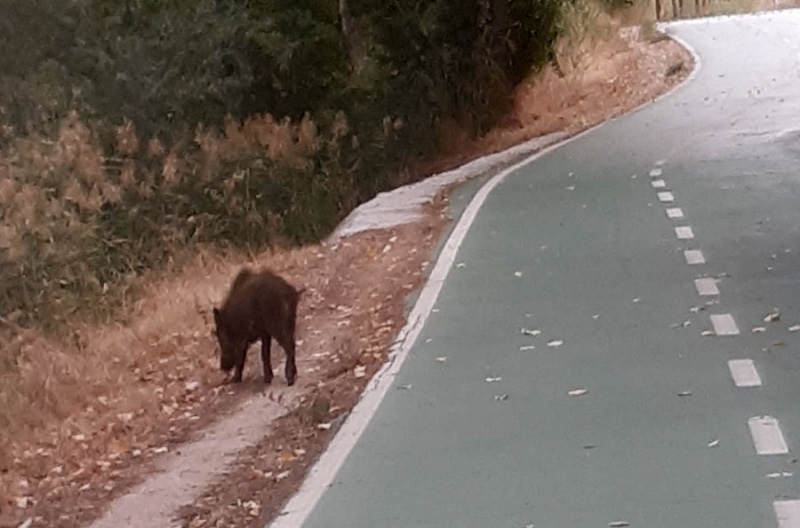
left=261, top=336, right=273, bottom=384
left=276, top=331, right=297, bottom=387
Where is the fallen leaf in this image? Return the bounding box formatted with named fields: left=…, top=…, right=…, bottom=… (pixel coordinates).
left=707, top=438, right=720, bottom=448
left=678, top=391, right=693, bottom=397
left=701, top=330, right=714, bottom=337
left=764, top=311, right=781, bottom=323
left=519, top=345, right=536, bottom=351
left=521, top=328, right=541, bottom=336
left=633, top=298, right=641, bottom=303
left=494, top=394, right=509, bottom=401
left=18, top=519, right=32, bottom=528
left=547, top=340, right=563, bottom=348
left=791, top=325, right=800, bottom=332
left=566, top=185, right=576, bottom=191
left=568, top=388, right=588, bottom=397
left=514, top=271, right=523, bottom=277
left=485, top=377, right=502, bottom=383
left=317, top=423, right=332, bottom=430
left=773, top=341, right=785, bottom=347
left=752, top=327, right=766, bottom=333
left=14, top=497, right=29, bottom=509
left=609, top=522, right=630, bottom=528
left=767, top=472, right=793, bottom=479
left=275, top=470, right=290, bottom=481
left=354, top=365, right=367, bottom=378
left=397, top=384, right=413, bottom=390
left=435, top=356, right=447, bottom=362
left=152, top=446, right=168, bottom=455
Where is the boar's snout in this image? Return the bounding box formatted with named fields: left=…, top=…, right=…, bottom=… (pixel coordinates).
left=213, top=307, right=237, bottom=372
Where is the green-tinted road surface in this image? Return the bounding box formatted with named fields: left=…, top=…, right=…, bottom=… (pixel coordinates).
left=290, top=11, right=800, bottom=528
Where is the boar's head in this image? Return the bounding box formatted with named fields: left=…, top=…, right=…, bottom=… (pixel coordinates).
left=212, top=307, right=243, bottom=372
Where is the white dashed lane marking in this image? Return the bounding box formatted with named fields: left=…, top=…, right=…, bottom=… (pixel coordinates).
left=774, top=500, right=800, bottom=528
left=658, top=191, right=675, bottom=203
left=727, top=359, right=762, bottom=387
left=748, top=415, right=789, bottom=455
left=684, top=250, right=705, bottom=265
left=694, top=278, right=719, bottom=296
left=675, top=226, right=694, bottom=239
left=710, top=313, right=739, bottom=336
left=651, top=179, right=666, bottom=188
left=666, top=208, right=684, bottom=219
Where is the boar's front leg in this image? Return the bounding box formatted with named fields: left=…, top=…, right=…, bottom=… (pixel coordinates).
left=231, top=347, right=248, bottom=383
left=261, top=336, right=273, bottom=385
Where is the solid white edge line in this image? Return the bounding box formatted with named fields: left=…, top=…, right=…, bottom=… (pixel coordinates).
left=270, top=128, right=593, bottom=528
left=774, top=499, right=800, bottom=528
left=270, top=28, right=704, bottom=528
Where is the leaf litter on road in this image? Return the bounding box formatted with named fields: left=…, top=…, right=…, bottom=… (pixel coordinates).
left=764, top=310, right=781, bottom=323
left=707, top=438, right=720, bottom=448
left=521, top=328, right=541, bottom=336
left=485, top=377, right=502, bottom=383
left=547, top=339, right=563, bottom=348
left=568, top=388, right=588, bottom=397
left=789, top=325, right=800, bottom=332
left=767, top=472, right=793, bottom=479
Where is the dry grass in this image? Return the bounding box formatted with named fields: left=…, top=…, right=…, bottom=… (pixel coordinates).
left=0, top=11, right=695, bottom=526
left=0, top=208, right=445, bottom=527
left=0, top=110, right=365, bottom=332
left=417, top=22, right=691, bottom=177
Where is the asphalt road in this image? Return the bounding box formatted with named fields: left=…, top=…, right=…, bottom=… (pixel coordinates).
left=281, top=10, right=800, bottom=528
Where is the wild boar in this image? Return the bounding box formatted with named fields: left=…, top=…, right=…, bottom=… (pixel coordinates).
left=213, top=267, right=303, bottom=386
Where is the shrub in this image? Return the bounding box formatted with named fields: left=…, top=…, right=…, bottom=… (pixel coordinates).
left=0, top=0, right=566, bottom=335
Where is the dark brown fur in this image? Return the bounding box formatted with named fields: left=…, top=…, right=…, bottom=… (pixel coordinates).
left=213, top=267, right=303, bottom=386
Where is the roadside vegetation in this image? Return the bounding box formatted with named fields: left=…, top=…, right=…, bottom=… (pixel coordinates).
left=0, top=0, right=792, bottom=522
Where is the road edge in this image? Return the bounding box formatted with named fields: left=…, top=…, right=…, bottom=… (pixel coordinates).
left=269, top=31, right=702, bottom=528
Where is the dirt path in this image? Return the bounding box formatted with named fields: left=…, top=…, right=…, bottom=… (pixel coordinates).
left=0, top=27, right=692, bottom=528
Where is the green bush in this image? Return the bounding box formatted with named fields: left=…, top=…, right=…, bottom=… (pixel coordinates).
left=0, top=0, right=566, bottom=330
